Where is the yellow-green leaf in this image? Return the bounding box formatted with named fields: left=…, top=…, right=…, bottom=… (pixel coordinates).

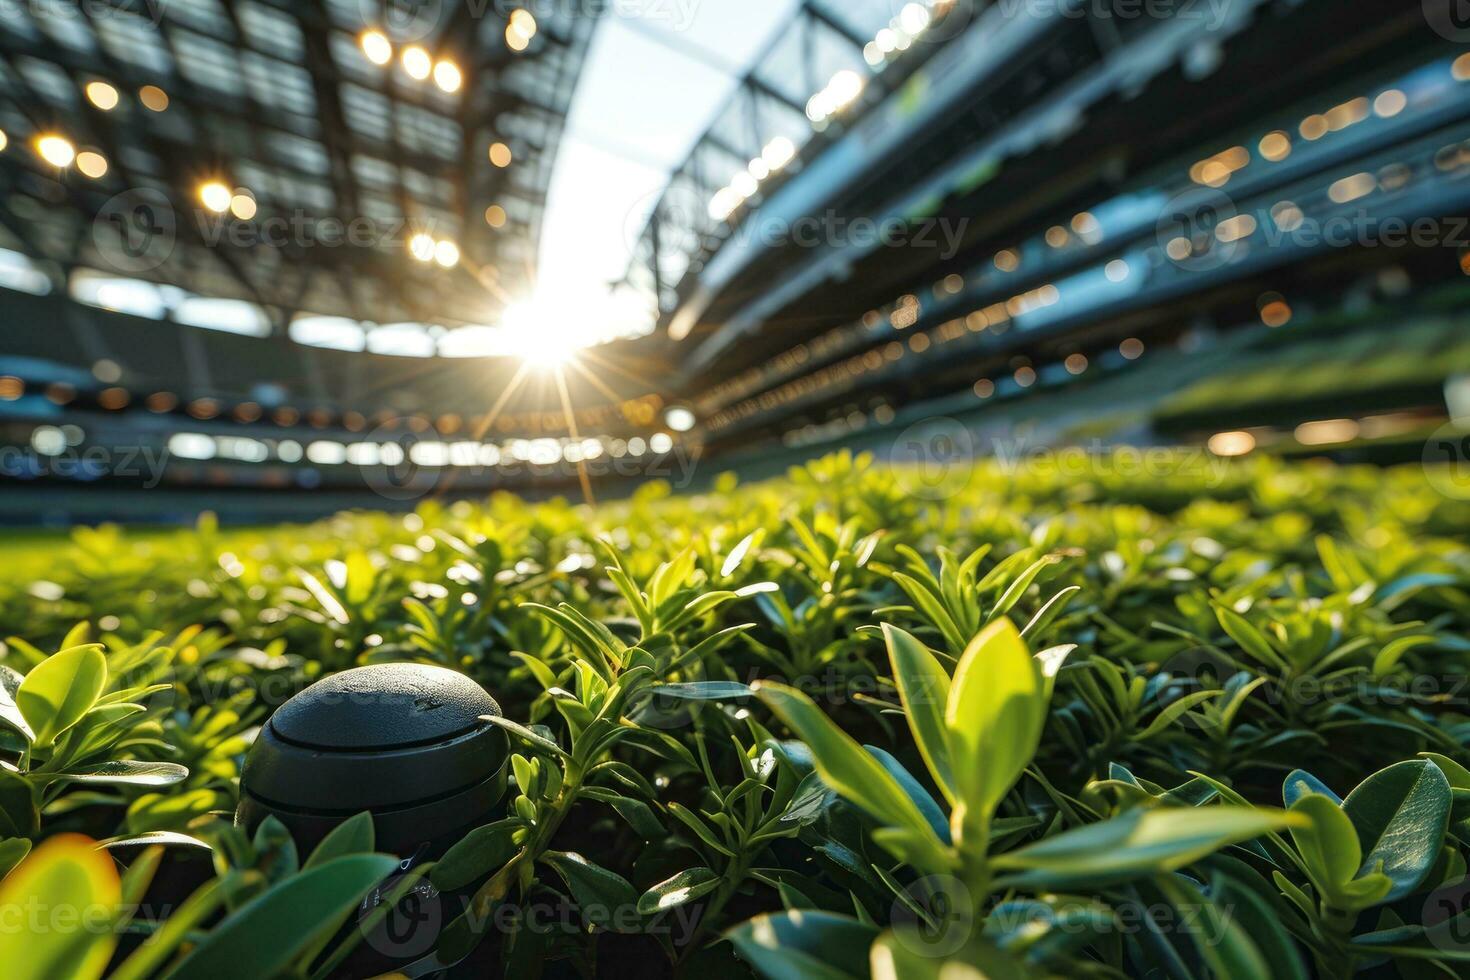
left=16, top=645, right=108, bottom=749
left=755, top=681, right=953, bottom=872
left=882, top=625, right=955, bottom=805
left=0, top=834, right=120, bottom=980
left=944, top=619, right=1043, bottom=829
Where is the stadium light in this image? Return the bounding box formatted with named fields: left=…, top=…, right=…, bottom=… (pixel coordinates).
left=433, top=239, right=460, bottom=268
left=408, top=233, right=437, bottom=262
left=85, top=81, right=119, bottom=110
left=360, top=30, right=392, bottom=66
left=402, top=46, right=432, bottom=80
left=433, top=59, right=462, bottom=93
left=199, top=181, right=232, bottom=213
left=34, top=134, right=75, bottom=168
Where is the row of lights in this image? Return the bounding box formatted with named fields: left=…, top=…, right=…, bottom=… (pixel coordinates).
left=7, top=79, right=173, bottom=177
left=805, top=69, right=866, bottom=126
left=198, top=181, right=258, bottom=220
left=703, top=1, right=955, bottom=224
left=1190, top=83, right=1414, bottom=190
left=164, top=430, right=673, bottom=468
left=22, top=132, right=108, bottom=178
left=7, top=371, right=667, bottom=441
left=699, top=55, right=1470, bottom=435
left=714, top=58, right=1466, bottom=402
left=707, top=136, right=798, bottom=221
left=359, top=30, right=462, bottom=92
left=862, top=2, right=943, bottom=67
left=408, top=232, right=460, bottom=268
left=84, top=80, right=170, bottom=113
left=1208, top=412, right=1425, bottom=458
left=701, top=206, right=1110, bottom=411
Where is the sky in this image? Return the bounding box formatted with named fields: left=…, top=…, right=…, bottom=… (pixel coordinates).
left=535, top=1, right=802, bottom=298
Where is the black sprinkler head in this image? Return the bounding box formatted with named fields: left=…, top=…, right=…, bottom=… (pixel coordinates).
left=237, top=663, right=509, bottom=858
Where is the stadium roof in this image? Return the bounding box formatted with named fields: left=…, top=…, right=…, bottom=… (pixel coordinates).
left=0, top=0, right=592, bottom=331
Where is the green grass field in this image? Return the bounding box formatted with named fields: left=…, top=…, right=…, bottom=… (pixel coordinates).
left=2, top=451, right=1469, bottom=978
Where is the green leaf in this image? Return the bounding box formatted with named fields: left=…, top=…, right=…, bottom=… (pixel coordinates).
left=305, top=811, right=375, bottom=869
left=541, top=850, right=641, bottom=933
left=1372, top=635, right=1436, bottom=677
left=881, top=625, right=955, bottom=804
left=1342, top=759, right=1451, bottom=902
left=43, top=761, right=189, bottom=787
left=945, top=618, right=1043, bottom=831
left=0, top=834, right=120, bottom=980
left=431, top=819, right=522, bottom=891
left=637, top=867, right=720, bottom=914
left=992, top=806, right=1303, bottom=888
left=160, top=854, right=397, bottom=979
left=16, top=645, right=108, bottom=748
left=1213, top=606, right=1286, bottom=671
left=725, top=910, right=876, bottom=980
left=1288, top=794, right=1392, bottom=911
left=581, top=787, right=664, bottom=838
left=111, top=877, right=232, bottom=980
left=649, top=681, right=754, bottom=701
left=0, top=665, right=34, bottom=741
left=1282, top=769, right=1340, bottom=808
left=0, top=837, right=30, bottom=877
left=754, top=681, right=953, bottom=871
left=480, top=714, right=569, bottom=759
left=1209, top=867, right=1309, bottom=980
left=1135, top=690, right=1218, bottom=741
left=0, top=768, right=38, bottom=838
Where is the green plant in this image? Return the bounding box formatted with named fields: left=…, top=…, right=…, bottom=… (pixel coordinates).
left=0, top=452, right=1466, bottom=977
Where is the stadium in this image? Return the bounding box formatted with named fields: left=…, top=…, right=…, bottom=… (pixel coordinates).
left=0, top=1, right=1469, bottom=977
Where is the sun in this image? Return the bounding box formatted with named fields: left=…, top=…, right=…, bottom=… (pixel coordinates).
left=498, top=295, right=592, bottom=369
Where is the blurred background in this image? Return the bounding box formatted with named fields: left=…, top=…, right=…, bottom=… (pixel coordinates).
left=0, top=0, right=1467, bottom=524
